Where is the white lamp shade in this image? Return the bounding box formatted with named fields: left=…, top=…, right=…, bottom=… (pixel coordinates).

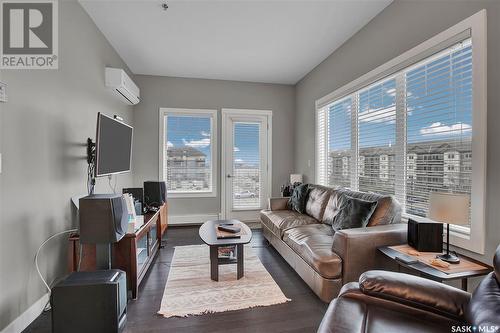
left=290, top=174, right=303, bottom=184
left=429, top=192, right=470, bottom=226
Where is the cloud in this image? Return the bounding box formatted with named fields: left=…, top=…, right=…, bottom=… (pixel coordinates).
left=419, top=122, right=472, bottom=136
left=386, top=88, right=396, bottom=97
left=235, top=158, right=244, bottom=163
left=200, top=131, right=210, bottom=137
left=358, top=106, right=396, bottom=124
left=167, top=141, right=174, bottom=148
left=234, top=147, right=240, bottom=152
left=182, top=138, right=210, bottom=148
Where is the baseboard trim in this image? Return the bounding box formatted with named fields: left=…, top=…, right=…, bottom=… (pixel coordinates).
left=169, top=214, right=221, bottom=226
left=1, top=293, right=49, bottom=333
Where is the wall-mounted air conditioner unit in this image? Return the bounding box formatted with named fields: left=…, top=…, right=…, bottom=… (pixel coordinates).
left=105, top=67, right=140, bottom=105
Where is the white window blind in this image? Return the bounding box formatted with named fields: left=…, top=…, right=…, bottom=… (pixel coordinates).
left=327, top=97, right=352, bottom=188
left=404, top=40, right=472, bottom=223
left=161, top=111, right=215, bottom=195
left=232, top=122, right=261, bottom=210
left=316, top=106, right=327, bottom=185
left=358, top=78, right=397, bottom=195
left=316, top=38, right=473, bottom=224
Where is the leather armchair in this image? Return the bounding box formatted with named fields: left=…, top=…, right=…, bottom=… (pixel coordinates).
left=317, top=246, right=500, bottom=333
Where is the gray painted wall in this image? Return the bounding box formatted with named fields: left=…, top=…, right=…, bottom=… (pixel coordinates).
left=0, top=1, right=134, bottom=330
left=294, top=0, right=500, bottom=263
left=132, top=75, right=295, bottom=216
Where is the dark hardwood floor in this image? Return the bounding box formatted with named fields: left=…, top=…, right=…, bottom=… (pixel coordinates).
left=24, top=227, right=328, bottom=333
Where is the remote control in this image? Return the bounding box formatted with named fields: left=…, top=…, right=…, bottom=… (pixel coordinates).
left=218, top=225, right=241, bottom=233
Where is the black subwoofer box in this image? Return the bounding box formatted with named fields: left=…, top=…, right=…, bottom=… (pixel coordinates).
left=51, top=270, right=127, bottom=333
left=407, top=218, right=443, bottom=252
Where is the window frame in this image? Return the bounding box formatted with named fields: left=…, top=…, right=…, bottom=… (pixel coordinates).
left=315, top=10, right=486, bottom=254
left=159, top=108, right=218, bottom=198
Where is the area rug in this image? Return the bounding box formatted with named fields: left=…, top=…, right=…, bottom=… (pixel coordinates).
left=158, top=244, right=291, bottom=317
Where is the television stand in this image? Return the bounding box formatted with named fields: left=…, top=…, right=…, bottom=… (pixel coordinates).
left=68, top=203, right=168, bottom=299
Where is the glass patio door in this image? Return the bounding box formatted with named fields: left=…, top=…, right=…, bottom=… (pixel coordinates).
left=222, top=109, right=271, bottom=222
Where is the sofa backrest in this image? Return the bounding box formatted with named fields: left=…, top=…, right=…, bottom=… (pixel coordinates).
left=305, top=185, right=332, bottom=221
left=306, top=185, right=402, bottom=226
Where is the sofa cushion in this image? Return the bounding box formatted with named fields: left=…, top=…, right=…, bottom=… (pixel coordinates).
left=331, top=196, right=378, bottom=232
left=283, top=224, right=341, bottom=279
left=330, top=189, right=401, bottom=226
left=260, top=209, right=319, bottom=238
left=305, top=185, right=332, bottom=221
left=288, top=183, right=310, bottom=214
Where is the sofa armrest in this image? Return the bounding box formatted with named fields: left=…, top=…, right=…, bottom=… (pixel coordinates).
left=359, top=270, right=471, bottom=321
left=332, top=224, right=407, bottom=283
left=268, top=197, right=289, bottom=211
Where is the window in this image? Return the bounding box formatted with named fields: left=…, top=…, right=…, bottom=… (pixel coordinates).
left=159, top=108, right=217, bottom=197
left=358, top=78, right=396, bottom=194
left=324, top=97, right=352, bottom=188
left=405, top=41, right=472, bottom=221
left=315, top=11, right=486, bottom=254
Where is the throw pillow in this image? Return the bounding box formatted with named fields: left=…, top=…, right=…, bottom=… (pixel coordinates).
left=288, top=184, right=310, bottom=214
left=331, top=195, right=378, bottom=232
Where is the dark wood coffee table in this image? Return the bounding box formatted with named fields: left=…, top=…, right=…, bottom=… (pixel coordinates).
left=199, top=219, right=252, bottom=281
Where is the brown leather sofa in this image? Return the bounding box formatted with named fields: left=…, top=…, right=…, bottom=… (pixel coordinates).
left=317, top=245, right=500, bottom=333
left=260, top=185, right=407, bottom=302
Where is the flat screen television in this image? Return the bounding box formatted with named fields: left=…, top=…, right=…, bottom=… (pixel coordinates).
left=95, top=112, right=133, bottom=177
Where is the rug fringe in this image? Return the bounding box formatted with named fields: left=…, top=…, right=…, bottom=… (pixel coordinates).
left=158, top=297, right=292, bottom=318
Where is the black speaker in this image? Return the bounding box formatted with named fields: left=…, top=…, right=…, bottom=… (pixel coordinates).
left=144, top=181, right=167, bottom=207
left=51, top=270, right=127, bottom=333
left=79, top=194, right=128, bottom=244
left=408, top=219, right=443, bottom=252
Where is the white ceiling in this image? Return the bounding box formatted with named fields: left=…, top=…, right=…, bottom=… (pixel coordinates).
left=80, top=0, right=392, bottom=84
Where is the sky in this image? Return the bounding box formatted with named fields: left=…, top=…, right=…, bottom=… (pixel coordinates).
left=165, top=117, right=260, bottom=167
left=166, top=116, right=212, bottom=163
left=329, top=42, right=472, bottom=151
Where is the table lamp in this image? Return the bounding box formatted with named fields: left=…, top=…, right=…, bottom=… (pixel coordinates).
left=290, top=174, right=303, bottom=184
left=429, top=192, right=470, bottom=264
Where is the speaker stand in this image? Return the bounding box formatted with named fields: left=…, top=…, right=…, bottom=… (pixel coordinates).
left=96, top=243, right=112, bottom=270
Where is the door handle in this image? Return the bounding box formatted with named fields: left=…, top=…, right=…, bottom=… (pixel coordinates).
left=227, top=174, right=232, bottom=178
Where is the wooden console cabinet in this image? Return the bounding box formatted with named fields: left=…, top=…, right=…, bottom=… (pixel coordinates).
left=68, top=203, right=168, bottom=299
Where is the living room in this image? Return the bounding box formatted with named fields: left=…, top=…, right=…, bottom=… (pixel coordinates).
left=0, top=0, right=499, bottom=332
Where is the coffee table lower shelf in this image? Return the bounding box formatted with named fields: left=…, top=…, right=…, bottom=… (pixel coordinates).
left=209, top=244, right=244, bottom=281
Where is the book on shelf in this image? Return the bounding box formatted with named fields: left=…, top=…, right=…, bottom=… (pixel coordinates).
left=218, top=245, right=236, bottom=260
